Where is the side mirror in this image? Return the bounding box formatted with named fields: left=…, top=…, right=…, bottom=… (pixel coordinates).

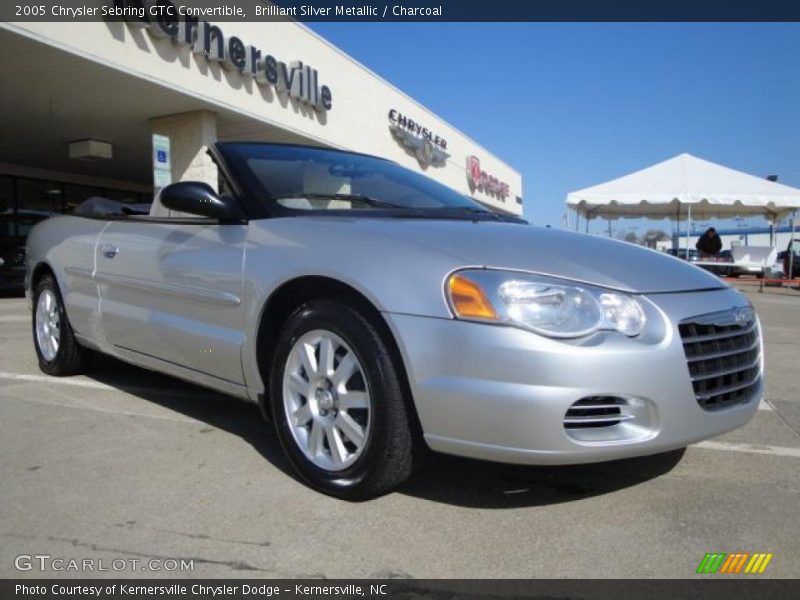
left=159, top=182, right=243, bottom=221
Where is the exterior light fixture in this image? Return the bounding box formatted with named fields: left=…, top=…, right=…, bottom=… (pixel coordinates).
left=68, top=139, right=113, bottom=161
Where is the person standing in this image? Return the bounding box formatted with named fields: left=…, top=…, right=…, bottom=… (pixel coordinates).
left=696, top=227, right=722, bottom=256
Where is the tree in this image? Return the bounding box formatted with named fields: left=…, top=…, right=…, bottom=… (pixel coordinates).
left=642, top=229, right=670, bottom=248
left=622, top=231, right=640, bottom=245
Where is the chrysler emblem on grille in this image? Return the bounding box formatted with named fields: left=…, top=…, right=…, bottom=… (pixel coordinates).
left=733, top=307, right=754, bottom=328
left=697, top=306, right=755, bottom=329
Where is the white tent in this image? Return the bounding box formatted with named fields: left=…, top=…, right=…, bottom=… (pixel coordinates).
left=567, top=153, right=800, bottom=220
left=565, top=152, right=800, bottom=257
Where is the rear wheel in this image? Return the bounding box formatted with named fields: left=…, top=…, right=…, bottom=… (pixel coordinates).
left=269, top=298, right=420, bottom=500
left=32, top=274, right=89, bottom=376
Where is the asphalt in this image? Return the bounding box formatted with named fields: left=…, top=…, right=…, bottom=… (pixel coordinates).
left=0, top=286, right=798, bottom=579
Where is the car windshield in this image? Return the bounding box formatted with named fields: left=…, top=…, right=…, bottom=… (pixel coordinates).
left=218, top=143, right=515, bottom=221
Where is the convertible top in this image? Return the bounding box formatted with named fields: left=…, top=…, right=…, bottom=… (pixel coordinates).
left=73, top=197, right=151, bottom=218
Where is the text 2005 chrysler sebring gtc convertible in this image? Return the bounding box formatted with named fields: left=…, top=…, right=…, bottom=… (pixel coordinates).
left=25, top=143, right=763, bottom=499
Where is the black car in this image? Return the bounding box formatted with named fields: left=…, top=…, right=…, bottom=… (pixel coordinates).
left=784, top=239, right=800, bottom=279
left=0, top=211, right=48, bottom=293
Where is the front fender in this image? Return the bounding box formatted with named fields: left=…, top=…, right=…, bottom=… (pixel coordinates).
left=239, top=218, right=465, bottom=396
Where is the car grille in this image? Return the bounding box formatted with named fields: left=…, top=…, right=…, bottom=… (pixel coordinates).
left=563, top=396, right=632, bottom=429
left=679, top=308, right=761, bottom=411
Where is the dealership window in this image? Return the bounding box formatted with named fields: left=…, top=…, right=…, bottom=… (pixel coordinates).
left=0, top=173, right=151, bottom=233
left=64, top=183, right=102, bottom=213
left=105, top=188, right=145, bottom=204
left=0, top=175, right=12, bottom=214
left=17, top=178, right=64, bottom=216
left=11, top=212, right=47, bottom=237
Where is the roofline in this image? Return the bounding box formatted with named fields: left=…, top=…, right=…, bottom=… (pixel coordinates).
left=216, top=140, right=393, bottom=162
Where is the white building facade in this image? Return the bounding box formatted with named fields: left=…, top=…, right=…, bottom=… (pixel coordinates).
left=0, top=15, right=522, bottom=223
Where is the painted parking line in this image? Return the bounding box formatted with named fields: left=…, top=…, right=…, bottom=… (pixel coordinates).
left=0, top=372, right=116, bottom=390
left=0, top=372, right=222, bottom=399
left=693, top=440, right=800, bottom=458
left=1, top=373, right=792, bottom=458
left=0, top=371, right=773, bottom=421
left=4, top=394, right=201, bottom=424
left=7, top=385, right=799, bottom=460
left=0, top=316, right=29, bottom=323
left=0, top=372, right=775, bottom=410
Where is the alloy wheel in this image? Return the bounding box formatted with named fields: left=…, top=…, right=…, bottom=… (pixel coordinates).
left=35, top=289, right=60, bottom=362
left=282, top=330, right=372, bottom=471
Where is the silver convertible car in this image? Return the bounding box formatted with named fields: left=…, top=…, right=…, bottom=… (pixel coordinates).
left=26, top=143, right=763, bottom=499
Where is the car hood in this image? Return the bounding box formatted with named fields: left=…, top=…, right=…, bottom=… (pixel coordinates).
left=346, top=218, right=726, bottom=294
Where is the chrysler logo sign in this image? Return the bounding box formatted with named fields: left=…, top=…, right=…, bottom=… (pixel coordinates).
left=467, top=156, right=510, bottom=198
left=388, top=109, right=450, bottom=167
left=115, top=0, right=332, bottom=112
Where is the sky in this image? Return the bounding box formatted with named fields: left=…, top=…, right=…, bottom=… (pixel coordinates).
left=308, top=22, right=800, bottom=236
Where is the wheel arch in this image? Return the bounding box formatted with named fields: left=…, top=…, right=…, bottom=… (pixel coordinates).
left=31, top=261, right=56, bottom=289
left=28, top=261, right=61, bottom=312
left=254, top=275, right=420, bottom=433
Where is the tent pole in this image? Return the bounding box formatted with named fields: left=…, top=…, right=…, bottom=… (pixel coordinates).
left=789, top=211, right=796, bottom=283
left=686, top=204, right=692, bottom=257
left=575, top=210, right=579, bottom=232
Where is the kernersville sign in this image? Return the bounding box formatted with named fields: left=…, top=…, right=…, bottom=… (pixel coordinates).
left=114, top=0, right=332, bottom=112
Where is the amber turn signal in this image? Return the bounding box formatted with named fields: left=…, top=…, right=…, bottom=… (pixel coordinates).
left=448, top=274, right=498, bottom=320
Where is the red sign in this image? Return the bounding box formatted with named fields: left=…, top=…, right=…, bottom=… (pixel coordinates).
left=466, top=156, right=509, bottom=198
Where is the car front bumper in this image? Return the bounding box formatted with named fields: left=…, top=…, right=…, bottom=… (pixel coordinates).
left=385, top=287, right=761, bottom=465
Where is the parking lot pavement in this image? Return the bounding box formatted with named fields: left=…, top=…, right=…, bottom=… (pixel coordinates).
left=1, top=289, right=799, bottom=579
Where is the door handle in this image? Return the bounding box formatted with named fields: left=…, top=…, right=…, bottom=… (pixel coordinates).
left=101, top=244, right=119, bottom=259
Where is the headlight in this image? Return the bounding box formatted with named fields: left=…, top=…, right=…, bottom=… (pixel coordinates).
left=446, top=269, right=646, bottom=338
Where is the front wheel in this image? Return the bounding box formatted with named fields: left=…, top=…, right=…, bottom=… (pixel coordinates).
left=269, top=298, right=420, bottom=500
left=32, top=274, right=90, bottom=376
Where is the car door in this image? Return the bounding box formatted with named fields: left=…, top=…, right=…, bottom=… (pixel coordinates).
left=94, top=218, right=247, bottom=386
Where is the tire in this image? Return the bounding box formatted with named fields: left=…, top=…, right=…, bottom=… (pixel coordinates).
left=32, top=274, right=90, bottom=376
left=269, top=298, right=421, bottom=500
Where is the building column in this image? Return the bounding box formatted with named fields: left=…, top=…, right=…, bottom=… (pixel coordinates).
left=150, top=110, right=218, bottom=190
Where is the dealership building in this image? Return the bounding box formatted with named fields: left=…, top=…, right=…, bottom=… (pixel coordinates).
left=0, top=14, right=523, bottom=230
